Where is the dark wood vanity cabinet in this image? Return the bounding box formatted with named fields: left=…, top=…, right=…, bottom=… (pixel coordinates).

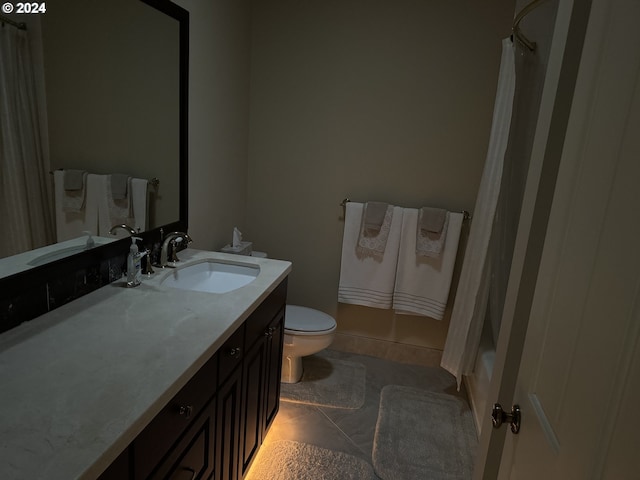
left=98, top=279, right=287, bottom=480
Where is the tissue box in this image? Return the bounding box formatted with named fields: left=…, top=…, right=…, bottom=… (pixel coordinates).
left=221, top=241, right=253, bottom=256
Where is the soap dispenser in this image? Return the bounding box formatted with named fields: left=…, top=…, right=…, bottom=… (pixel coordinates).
left=126, top=236, right=146, bottom=287
left=83, top=231, right=95, bottom=250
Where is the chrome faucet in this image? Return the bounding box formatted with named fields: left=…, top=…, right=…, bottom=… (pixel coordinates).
left=158, top=232, right=192, bottom=267
left=109, top=224, right=137, bottom=236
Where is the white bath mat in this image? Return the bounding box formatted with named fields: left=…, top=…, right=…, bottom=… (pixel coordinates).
left=280, top=353, right=366, bottom=409
left=373, top=385, right=477, bottom=480
left=245, top=440, right=378, bottom=480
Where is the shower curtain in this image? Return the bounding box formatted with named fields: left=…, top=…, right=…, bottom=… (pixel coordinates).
left=441, top=38, right=516, bottom=388
left=0, top=25, right=54, bottom=258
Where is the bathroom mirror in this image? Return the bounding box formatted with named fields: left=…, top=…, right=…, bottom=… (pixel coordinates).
left=0, top=0, right=188, bottom=276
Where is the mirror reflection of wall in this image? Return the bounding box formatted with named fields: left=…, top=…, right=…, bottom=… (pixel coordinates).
left=0, top=0, right=181, bottom=260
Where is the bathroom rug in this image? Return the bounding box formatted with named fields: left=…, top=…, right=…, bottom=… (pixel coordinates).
left=280, top=352, right=366, bottom=409
left=373, top=385, right=476, bottom=480
left=245, top=440, right=377, bottom=480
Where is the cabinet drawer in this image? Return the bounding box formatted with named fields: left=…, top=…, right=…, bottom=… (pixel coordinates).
left=244, top=279, right=287, bottom=350
left=219, top=323, right=245, bottom=383
left=135, top=353, right=218, bottom=480
left=149, top=398, right=216, bottom=480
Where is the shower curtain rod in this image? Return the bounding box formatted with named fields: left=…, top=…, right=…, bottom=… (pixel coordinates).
left=512, top=0, right=550, bottom=51
left=0, top=14, right=27, bottom=30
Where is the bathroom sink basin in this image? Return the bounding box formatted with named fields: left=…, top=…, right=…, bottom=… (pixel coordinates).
left=161, top=260, right=259, bottom=294
left=26, top=235, right=115, bottom=267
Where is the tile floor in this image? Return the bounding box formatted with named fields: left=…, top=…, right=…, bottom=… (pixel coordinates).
left=255, top=349, right=472, bottom=475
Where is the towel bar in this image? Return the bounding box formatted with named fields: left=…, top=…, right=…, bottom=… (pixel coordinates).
left=50, top=169, right=159, bottom=188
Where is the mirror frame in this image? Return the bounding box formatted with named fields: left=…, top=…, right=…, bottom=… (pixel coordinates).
left=0, top=0, right=188, bottom=327
left=141, top=0, right=189, bottom=234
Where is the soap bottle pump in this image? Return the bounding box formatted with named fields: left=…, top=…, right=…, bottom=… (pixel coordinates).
left=126, top=236, right=146, bottom=287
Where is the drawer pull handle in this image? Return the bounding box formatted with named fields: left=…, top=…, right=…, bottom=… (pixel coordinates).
left=178, top=405, right=193, bottom=419
left=264, top=326, right=275, bottom=338
left=229, top=347, right=241, bottom=358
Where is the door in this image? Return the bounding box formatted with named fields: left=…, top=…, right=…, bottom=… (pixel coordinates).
left=477, top=0, right=640, bottom=478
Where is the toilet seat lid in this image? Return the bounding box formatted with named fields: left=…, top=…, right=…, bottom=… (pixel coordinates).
left=285, top=305, right=336, bottom=333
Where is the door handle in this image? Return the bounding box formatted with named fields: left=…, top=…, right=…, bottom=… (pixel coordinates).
left=491, top=403, right=521, bottom=434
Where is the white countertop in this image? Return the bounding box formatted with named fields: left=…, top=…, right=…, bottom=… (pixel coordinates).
left=0, top=249, right=291, bottom=480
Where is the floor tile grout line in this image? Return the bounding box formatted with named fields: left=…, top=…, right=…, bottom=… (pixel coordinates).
left=317, top=405, right=376, bottom=462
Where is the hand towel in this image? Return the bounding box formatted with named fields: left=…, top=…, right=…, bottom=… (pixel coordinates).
left=416, top=211, right=450, bottom=258
left=110, top=173, right=129, bottom=200
left=53, top=171, right=99, bottom=242
left=108, top=174, right=132, bottom=219
left=63, top=169, right=86, bottom=191
left=393, top=210, right=463, bottom=320
left=362, top=202, right=388, bottom=236
left=419, top=207, right=447, bottom=233
left=339, top=202, right=404, bottom=309
left=59, top=170, right=88, bottom=213
left=357, top=203, right=394, bottom=260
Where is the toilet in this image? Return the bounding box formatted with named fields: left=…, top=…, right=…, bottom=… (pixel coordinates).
left=282, top=305, right=337, bottom=384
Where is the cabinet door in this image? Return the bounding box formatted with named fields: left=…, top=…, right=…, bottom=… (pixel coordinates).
left=263, top=308, right=284, bottom=434
left=215, top=366, right=242, bottom=480
left=239, top=334, right=267, bottom=477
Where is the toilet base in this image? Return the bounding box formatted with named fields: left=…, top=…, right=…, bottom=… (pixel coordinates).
left=281, top=355, right=303, bottom=384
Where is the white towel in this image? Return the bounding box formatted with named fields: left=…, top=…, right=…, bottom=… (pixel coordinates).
left=54, top=171, right=99, bottom=242
left=338, top=202, right=404, bottom=309
left=130, top=178, right=149, bottom=233
left=393, top=210, right=463, bottom=320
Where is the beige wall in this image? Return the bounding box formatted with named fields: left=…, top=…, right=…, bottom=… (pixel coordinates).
left=175, top=0, right=252, bottom=250
left=245, top=0, right=515, bottom=351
